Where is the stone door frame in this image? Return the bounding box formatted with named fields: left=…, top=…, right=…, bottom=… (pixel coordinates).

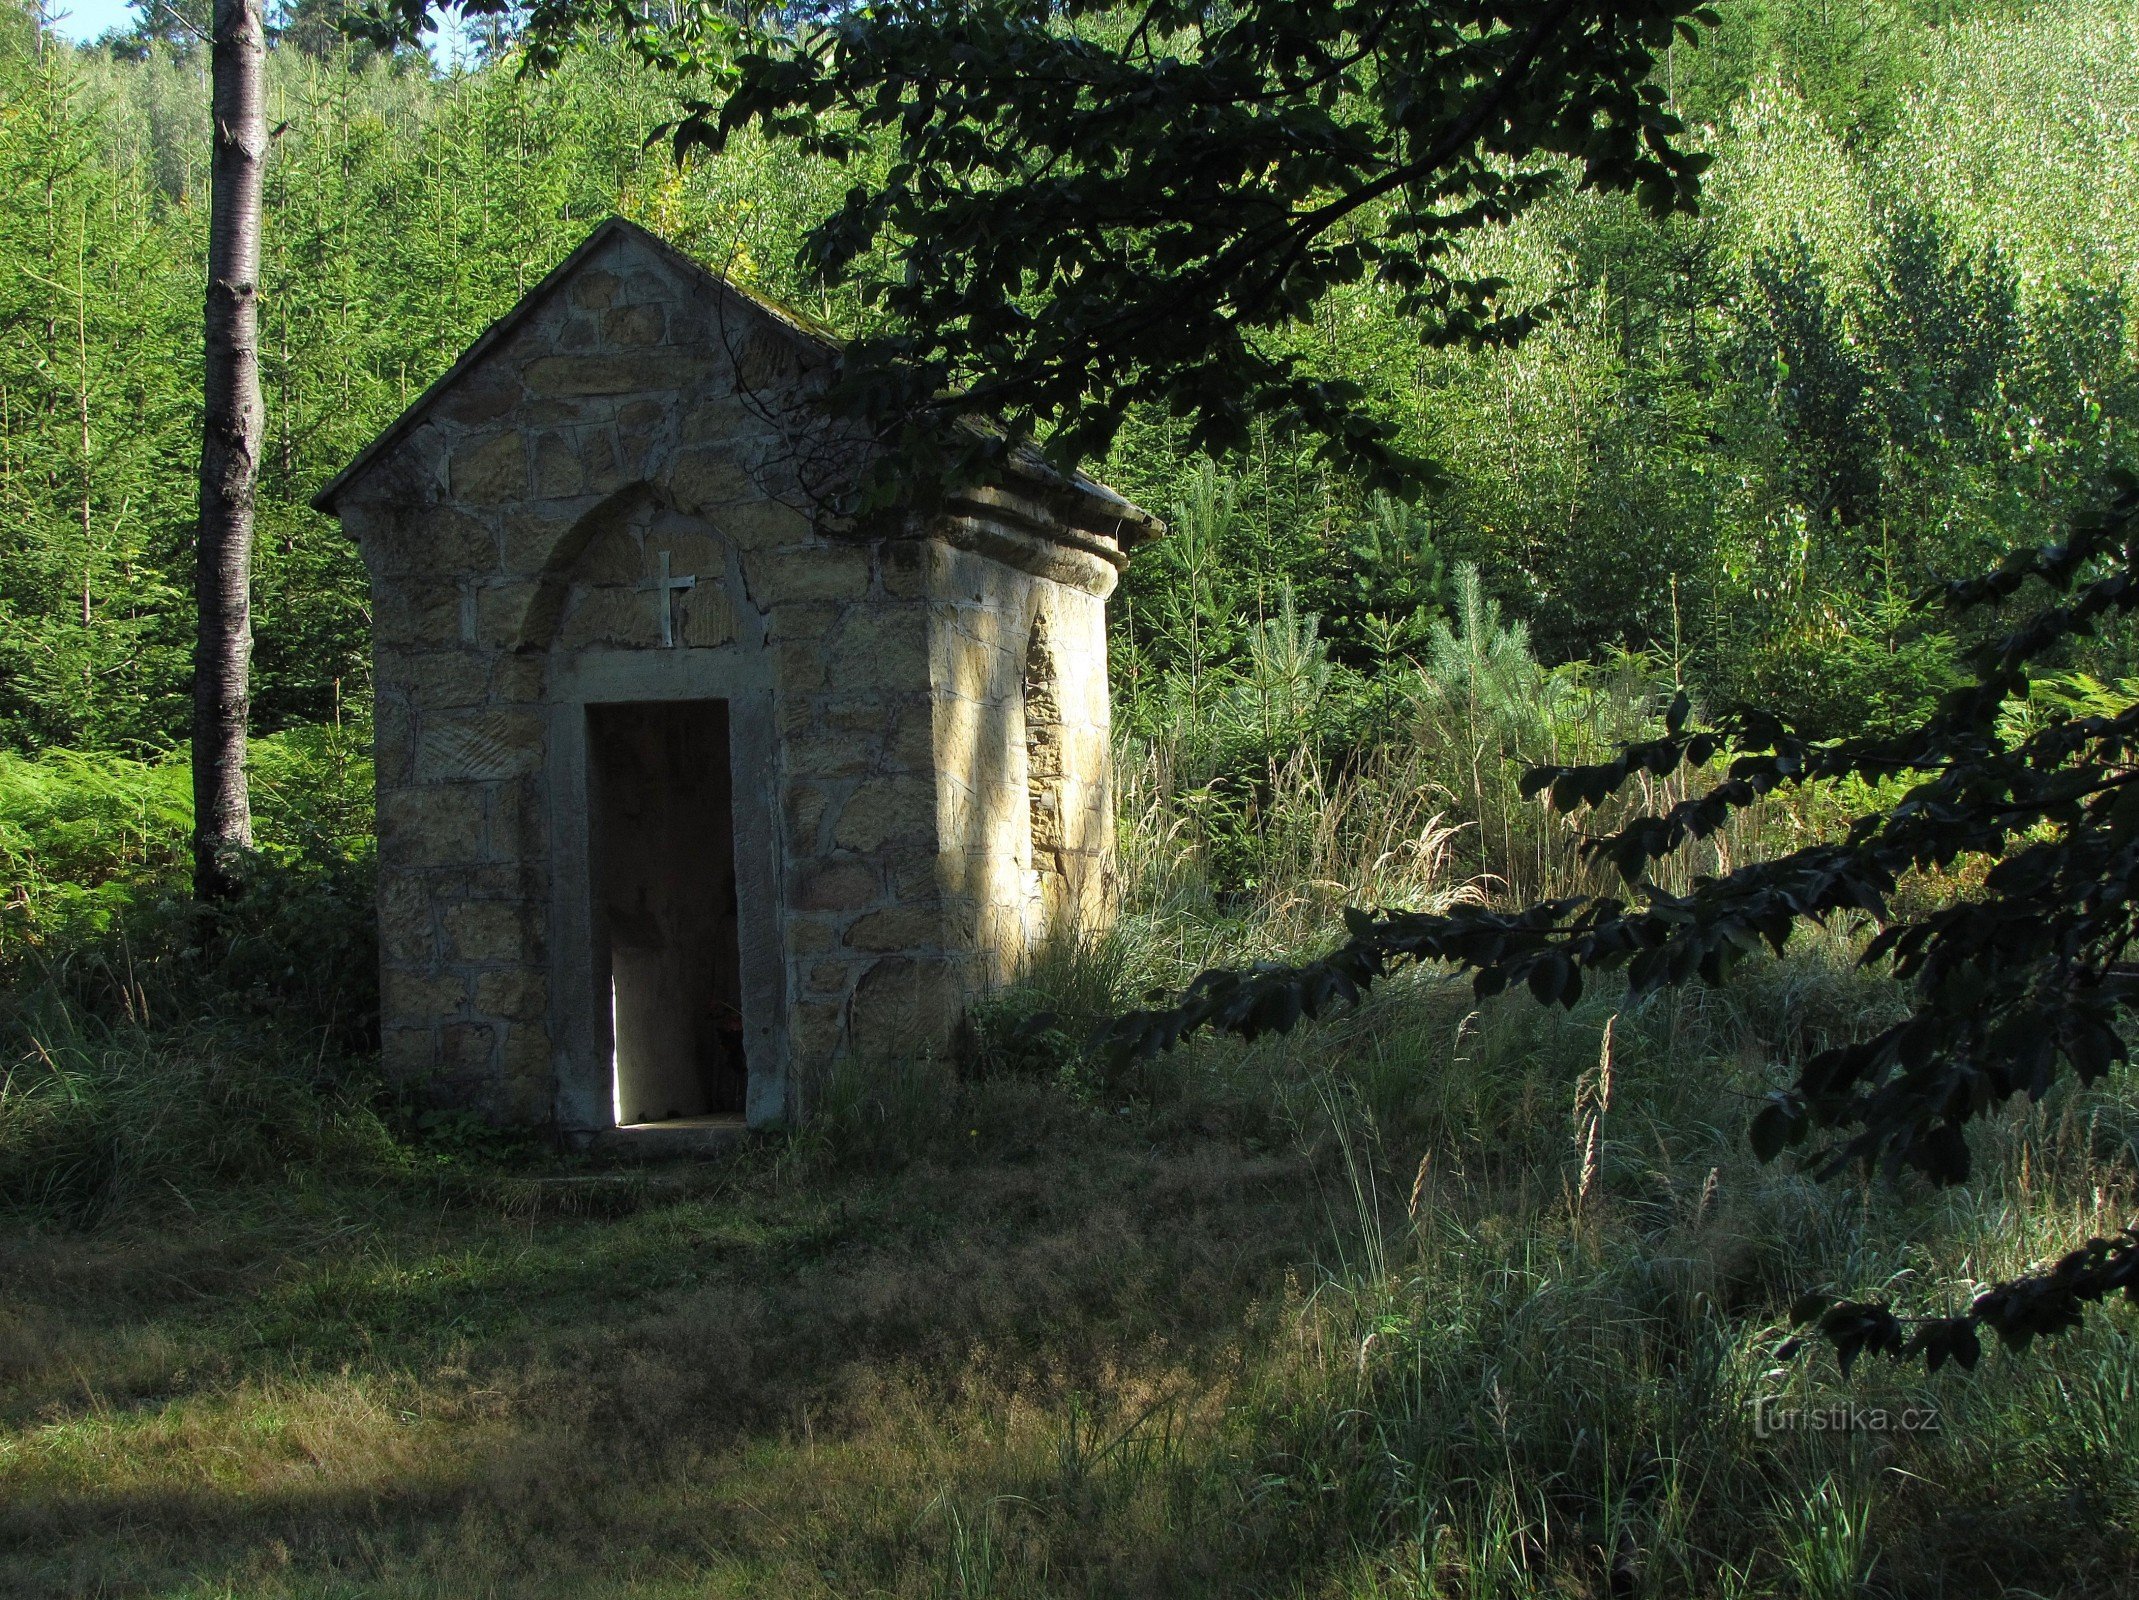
left=545, top=646, right=789, bottom=1140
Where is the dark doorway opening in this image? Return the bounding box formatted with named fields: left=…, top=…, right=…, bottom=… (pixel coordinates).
left=587, top=700, right=746, bottom=1123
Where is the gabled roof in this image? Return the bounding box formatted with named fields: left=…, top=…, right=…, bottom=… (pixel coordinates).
left=309, top=216, right=839, bottom=516
left=311, top=216, right=1161, bottom=545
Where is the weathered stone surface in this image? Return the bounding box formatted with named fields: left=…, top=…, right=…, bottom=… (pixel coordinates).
left=444, top=899, right=536, bottom=963
left=376, top=508, right=494, bottom=576
left=794, top=859, right=880, bottom=912
left=844, top=905, right=940, bottom=953
left=832, top=778, right=937, bottom=853
left=847, top=955, right=959, bottom=1055
left=452, top=432, right=528, bottom=503
left=524, top=353, right=686, bottom=397
left=558, top=587, right=658, bottom=650
left=531, top=434, right=584, bottom=498
left=604, top=304, right=664, bottom=347
left=378, top=783, right=485, bottom=864
left=384, top=967, right=468, bottom=1017
left=677, top=587, right=736, bottom=648
left=474, top=581, right=542, bottom=650
left=373, top=580, right=464, bottom=648
left=417, top=709, right=544, bottom=782
left=441, top=1021, right=497, bottom=1073
left=397, top=649, right=490, bottom=707
left=785, top=782, right=834, bottom=850
left=711, top=498, right=809, bottom=553
left=572, top=269, right=620, bottom=309
left=325, top=218, right=1141, bottom=1137
left=381, top=1026, right=434, bottom=1078
left=502, top=510, right=579, bottom=576
left=499, top=1020, right=552, bottom=1075
left=377, top=872, right=432, bottom=965
left=670, top=448, right=756, bottom=511
left=748, top=543, right=873, bottom=605
left=473, top=966, right=546, bottom=1020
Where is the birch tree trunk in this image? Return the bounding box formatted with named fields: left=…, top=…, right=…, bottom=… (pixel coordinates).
left=193, top=0, right=266, bottom=902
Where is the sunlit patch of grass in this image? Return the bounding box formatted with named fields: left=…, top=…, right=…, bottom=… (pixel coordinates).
left=6, top=926, right=2139, bottom=1594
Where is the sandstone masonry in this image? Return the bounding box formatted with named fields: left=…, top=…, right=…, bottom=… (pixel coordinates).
left=314, top=217, right=1158, bottom=1141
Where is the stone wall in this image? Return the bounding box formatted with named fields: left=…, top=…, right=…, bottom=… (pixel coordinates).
left=326, top=219, right=1136, bottom=1132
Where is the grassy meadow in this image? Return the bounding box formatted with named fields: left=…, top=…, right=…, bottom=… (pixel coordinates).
left=5, top=719, right=2139, bottom=1599
left=8, top=0, right=2139, bottom=1592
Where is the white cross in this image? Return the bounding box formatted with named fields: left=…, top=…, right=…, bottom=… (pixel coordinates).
left=641, top=549, right=696, bottom=648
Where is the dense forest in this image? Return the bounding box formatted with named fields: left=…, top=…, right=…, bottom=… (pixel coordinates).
left=8, top=0, right=2139, bottom=1593
left=5, top=0, right=2137, bottom=759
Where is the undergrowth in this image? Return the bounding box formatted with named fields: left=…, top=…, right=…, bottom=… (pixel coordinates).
left=3, top=677, right=2138, bottom=1593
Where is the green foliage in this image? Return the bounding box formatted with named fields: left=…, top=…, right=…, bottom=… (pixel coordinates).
left=358, top=0, right=1723, bottom=506
left=1113, top=481, right=2139, bottom=1369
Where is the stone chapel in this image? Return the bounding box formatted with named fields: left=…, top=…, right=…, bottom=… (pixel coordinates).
left=312, top=216, right=1159, bottom=1150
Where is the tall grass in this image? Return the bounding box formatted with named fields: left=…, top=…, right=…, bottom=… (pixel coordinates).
left=0, top=726, right=388, bottom=1218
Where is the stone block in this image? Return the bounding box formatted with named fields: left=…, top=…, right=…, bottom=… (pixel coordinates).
left=378, top=872, right=433, bottom=964
left=383, top=966, right=469, bottom=1018
left=502, top=510, right=578, bottom=576
left=559, top=587, right=659, bottom=650
left=650, top=528, right=727, bottom=579
left=670, top=448, right=756, bottom=511
left=451, top=432, right=528, bottom=503
left=492, top=654, right=547, bottom=702
left=785, top=782, right=834, bottom=850
left=441, top=1021, right=497, bottom=1073
left=474, top=580, right=542, bottom=649
left=378, top=783, right=486, bottom=865
left=438, top=379, right=517, bottom=426
left=678, top=586, right=736, bottom=648
left=939, top=632, right=1014, bottom=703
left=749, top=543, right=873, bottom=605
left=807, top=960, right=851, bottom=995
left=395, top=648, right=490, bottom=708
left=884, top=703, right=936, bottom=772
left=736, top=330, right=796, bottom=390
left=832, top=777, right=936, bottom=853
left=878, top=538, right=935, bottom=599
left=417, top=709, right=544, bottom=783
left=373, top=580, right=465, bottom=649
left=847, top=955, right=959, bottom=1055
left=786, top=723, right=879, bottom=780
left=493, top=1062, right=552, bottom=1123
left=843, top=905, right=941, bottom=953
left=372, top=508, right=495, bottom=577
left=792, top=998, right=846, bottom=1059
left=887, top=845, right=944, bottom=901
left=765, top=601, right=839, bottom=644
left=381, top=1026, right=435, bottom=1078
left=499, top=1019, right=552, bottom=1075
left=579, top=428, right=633, bottom=495
left=787, top=916, right=839, bottom=957
left=443, top=898, right=535, bottom=964
left=773, top=641, right=827, bottom=693
left=680, top=400, right=756, bottom=445
left=830, top=609, right=930, bottom=690
left=524, top=353, right=686, bottom=397
left=604, top=304, right=664, bottom=348
left=473, top=966, right=547, bottom=1021
left=571, top=269, right=620, bottom=309
left=576, top=522, right=642, bottom=585
left=531, top=433, right=584, bottom=498
left=715, top=498, right=811, bottom=553
left=795, top=858, right=880, bottom=913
